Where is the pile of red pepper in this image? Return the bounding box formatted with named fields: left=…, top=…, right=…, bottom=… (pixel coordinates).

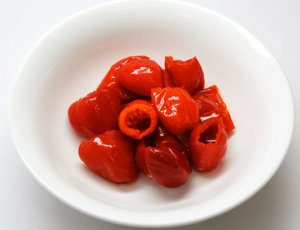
left=68, top=56, right=235, bottom=188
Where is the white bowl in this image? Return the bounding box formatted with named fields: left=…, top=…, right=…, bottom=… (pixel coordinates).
left=9, top=0, right=294, bottom=228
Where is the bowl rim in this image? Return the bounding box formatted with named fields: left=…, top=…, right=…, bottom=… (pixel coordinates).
left=8, top=0, right=295, bottom=227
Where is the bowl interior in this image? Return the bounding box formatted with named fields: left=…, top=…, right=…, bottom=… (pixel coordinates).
left=10, top=0, right=293, bottom=227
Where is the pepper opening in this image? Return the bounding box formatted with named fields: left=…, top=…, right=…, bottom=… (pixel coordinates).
left=125, top=109, right=151, bottom=132
left=199, top=124, right=218, bottom=144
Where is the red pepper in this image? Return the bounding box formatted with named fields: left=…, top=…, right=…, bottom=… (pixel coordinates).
left=136, top=134, right=191, bottom=188
left=79, top=130, right=139, bottom=184
left=135, top=123, right=172, bottom=176
left=118, top=59, right=163, bottom=96
left=68, top=89, right=122, bottom=138
left=118, top=100, right=158, bottom=140
left=165, top=56, right=204, bottom=95
left=97, top=56, right=149, bottom=102
left=151, top=87, right=199, bottom=135
left=193, top=85, right=235, bottom=133
left=189, top=117, right=227, bottom=172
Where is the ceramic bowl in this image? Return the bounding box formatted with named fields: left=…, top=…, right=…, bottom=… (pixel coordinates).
left=9, top=0, right=294, bottom=227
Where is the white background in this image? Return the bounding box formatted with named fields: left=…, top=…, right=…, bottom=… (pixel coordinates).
left=1, top=0, right=299, bottom=229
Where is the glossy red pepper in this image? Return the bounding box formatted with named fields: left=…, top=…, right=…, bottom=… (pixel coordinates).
left=136, top=134, right=191, bottom=188
left=68, top=89, right=122, bottom=138
left=189, top=117, right=227, bottom=172
left=193, top=85, right=235, bottom=133
left=151, top=87, right=199, bottom=135
left=79, top=130, right=139, bottom=184
left=118, top=100, right=158, bottom=140
left=165, top=56, right=204, bottom=95
left=97, top=56, right=149, bottom=102
left=118, top=59, right=163, bottom=96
